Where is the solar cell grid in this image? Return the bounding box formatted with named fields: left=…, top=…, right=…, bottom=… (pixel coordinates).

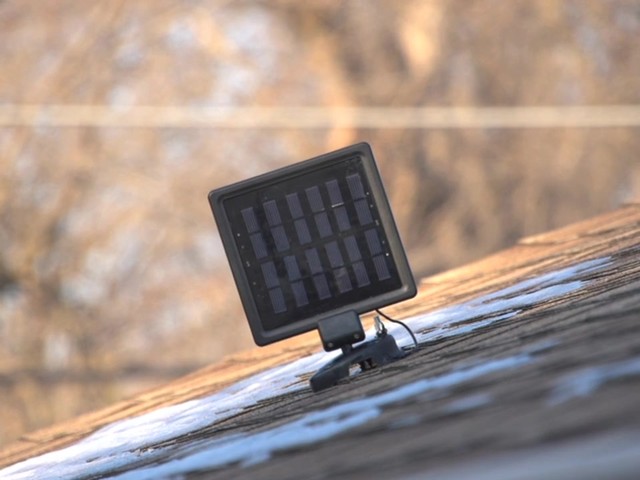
left=268, top=288, right=286, bottom=314
left=227, top=166, right=403, bottom=328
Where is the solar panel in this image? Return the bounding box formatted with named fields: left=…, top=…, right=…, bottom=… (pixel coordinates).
left=209, top=142, right=416, bottom=346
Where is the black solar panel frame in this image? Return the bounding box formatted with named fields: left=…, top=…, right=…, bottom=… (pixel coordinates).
left=208, top=142, right=416, bottom=346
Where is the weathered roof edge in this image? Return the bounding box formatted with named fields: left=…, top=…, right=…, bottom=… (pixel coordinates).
left=1, top=203, right=638, bottom=468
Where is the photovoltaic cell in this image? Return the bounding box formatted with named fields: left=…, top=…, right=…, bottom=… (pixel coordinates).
left=353, top=261, right=370, bottom=287
left=347, top=173, right=366, bottom=199
left=313, top=274, right=331, bottom=300
left=325, top=241, right=344, bottom=268
left=343, top=236, right=362, bottom=262
left=271, top=225, right=290, bottom=252
left=314, top=212, right=333, bottom=237
left=305, top=248, right=323, bottom=274
left=373, top=255, right=391, bottom=280
left=250, top=233, right=268, bottom=259
left=305, top=186, right=324, bottom=212
left=241, top=207, right=259, bottom=233
left=334, top=205, right=351, bottom=232
left=284, top=255, right=301, bottom=280
left=261, top=261, right=279, bottom=289
left=286, top=193, right=304, bottom=219
left=365, top=229, right=382, bottom=255
left=269, top=288, right=286, bottom=314
left=334, top=267, right=353, bottom=293
left=263, top=200, right=282, bottom=226
left=325, top=179, right=344, bottom=206
left=291, top=280, right=309, bottom=307
left=294, top=218, right=312, bottom=244
left=354, top=199, right=373, bottom=225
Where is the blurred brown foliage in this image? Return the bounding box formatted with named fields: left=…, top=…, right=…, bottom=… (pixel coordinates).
left=1, top=0, right=639, bottom=447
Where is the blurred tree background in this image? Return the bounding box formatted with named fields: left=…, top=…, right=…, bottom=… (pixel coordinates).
left=1, top=0, right=639, bottom=447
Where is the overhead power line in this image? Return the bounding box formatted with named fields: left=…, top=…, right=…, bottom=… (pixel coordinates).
left=1, top=104, right=640, bottom=129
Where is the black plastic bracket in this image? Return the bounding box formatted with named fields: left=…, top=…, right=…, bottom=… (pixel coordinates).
left=309, top=316, right=405, bottom=392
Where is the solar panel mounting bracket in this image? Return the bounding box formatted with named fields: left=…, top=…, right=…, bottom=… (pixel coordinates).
left=310, top=311, right=405, bottom=392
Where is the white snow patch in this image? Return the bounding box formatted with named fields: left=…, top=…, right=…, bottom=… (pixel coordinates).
left=0, top=257, right=611, bottom=479
left=388, top=413, right=423, bottom=430
left=443, top=392, right=493, bottom=414
left=112, top=354, right=533, bottom=479
left=548, top=356, right=640, bottom=405
left=387, top=257, right=612, bottom=349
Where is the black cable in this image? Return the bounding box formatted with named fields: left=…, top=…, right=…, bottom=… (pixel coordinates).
left=375, top=309, right=418, bottom=350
